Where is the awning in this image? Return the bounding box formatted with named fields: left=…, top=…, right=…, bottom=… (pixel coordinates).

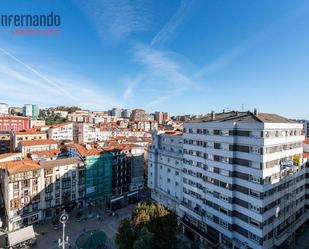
left=111, top=196, right=124, bottom=202
left=127, top=191, right=138, bottom=197
left=8, top=225, right=35, bottom=246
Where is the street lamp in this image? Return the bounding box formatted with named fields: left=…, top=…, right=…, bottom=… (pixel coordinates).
left=58, top=210, right=69, bottom=249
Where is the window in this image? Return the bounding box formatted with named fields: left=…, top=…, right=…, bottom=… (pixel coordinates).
left=219, top=219, right=228, bottom=228
left=249, top=204, right=260, bottom=213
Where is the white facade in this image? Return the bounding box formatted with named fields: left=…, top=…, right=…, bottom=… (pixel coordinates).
left=180, top=114, right=307, bottom=249
left=29, top=119, right=46, bottom=128
left=48, top=123, right=73, bottom=141
left=73, top=123, right=99, bottom=144
left=148, top=131, right=183, bottom=214
left=0, top=103, right=9, bottom=115
left=147, top=111, right=308, bottom=249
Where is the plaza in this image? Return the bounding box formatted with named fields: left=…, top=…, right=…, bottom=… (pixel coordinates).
left=30, top=203, right=136, bottom=249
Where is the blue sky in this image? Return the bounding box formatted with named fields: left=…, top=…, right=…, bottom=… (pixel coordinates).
left=0, top=0, right=308, bottom=118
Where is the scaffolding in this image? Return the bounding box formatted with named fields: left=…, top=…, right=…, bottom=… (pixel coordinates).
left=85, top=152, right=113, bottom=204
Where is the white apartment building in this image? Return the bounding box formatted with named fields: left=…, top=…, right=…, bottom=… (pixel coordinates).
left=0, top=103, right=9, bottom=115
left=73, top=123, right=99, bottom=144
left=96, top=129, right=150, bottom=142
left=29, top=119, right=46, bottom=128
left=148, top=131, right=183, bottom=213
left=178, top=111, right=307, bottom=249
left=48, top=123, right=73, bottom=141
left=1, top=157, right=84, bottom=231
left=52, top=110, right=68, bottom=118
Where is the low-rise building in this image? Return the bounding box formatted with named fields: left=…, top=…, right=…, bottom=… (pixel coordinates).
left=12, top=130, right=47, bottom=149
left=0, top=157, right=84, bottom=231
left=0, top=116, right=29, bottom=132
left=73, top=123, right=99, bottom=144
left=48, top=123, right=73, bottom=141
left=29, top=119, right=46, bottom=128
left=17, top=139, right=58, bottom=157
left=52, top=110, right=68, bottom=118
left=0, top=103, right=9, bottom=115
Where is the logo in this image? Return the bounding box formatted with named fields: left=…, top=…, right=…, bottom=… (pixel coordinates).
left=0, top=12, right=61, bottom=36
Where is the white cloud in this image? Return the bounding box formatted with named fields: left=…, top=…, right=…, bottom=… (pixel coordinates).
left=151, top=0, right=193, bottom=47
left=75, top=0, right=153, bottom=42
left=0, top=47, right=122, bottom=110
left=122, top=43, right=199, bottom=110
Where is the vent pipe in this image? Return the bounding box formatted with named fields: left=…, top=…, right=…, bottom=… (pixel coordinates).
left=211, top=111, right=215, bottom=120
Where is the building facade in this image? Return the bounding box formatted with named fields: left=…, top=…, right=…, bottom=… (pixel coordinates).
left=1, top=157, right=84, bottom=231
left=0, top=103, right=9, bottom=115
left=12, top=130, right=47, bottom=149
left=0, top=132, right=12, bottom=154
left=0, top=116, right=29, bottom=132
left=148, top=131, right=183, bottom=213
left=23, top=104, right=39, bottom=119
left=48, top=123, right=73, bottom=141
left=148, top=111, right=308, bottom=249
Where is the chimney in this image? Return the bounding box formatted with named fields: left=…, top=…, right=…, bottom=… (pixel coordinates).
left=211, top=111, right=215, bottom=120
left=254, top=108, right=258, bottom=116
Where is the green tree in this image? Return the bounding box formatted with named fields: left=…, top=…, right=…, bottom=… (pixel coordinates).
left=133, top=227, right=155, bottom=249
left=115, top=203, right=182, bottom=249
left=115, top=218, right=137, bottom=249
left=131, top=202, right=179, bottom=249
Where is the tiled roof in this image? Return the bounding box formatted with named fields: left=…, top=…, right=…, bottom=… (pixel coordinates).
left=1, top=159, right=40, bottom=174
left=19, top=139, right=57, bottom=147
left=303, top=152, right=309, bottom=158
left=0, top=152, right=21, bottom=160
left=49, top=122, right=73, bottom=129
left=0, top=116, right=28, bottom=120
left=304, top=138, right=309, bottom=144
left=30, top=149, right=61, bottom=157
left=15, top=129, right=46, bottom=135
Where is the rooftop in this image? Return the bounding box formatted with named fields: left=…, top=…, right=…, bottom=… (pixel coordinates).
left=0, top=152, right=21, bottom=160
left=30, top=149, right=61, bottom=157
left=19, top=139, right=57, bottom=147
left=39, top=157, right=81, bottom=169
left=189, top=111, right=296, bottom=124
left=0, top=158, right=40, bottom=174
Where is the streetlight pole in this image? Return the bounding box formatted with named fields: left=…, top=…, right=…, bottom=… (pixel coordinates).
left=58, top=210, right=69, bottom=249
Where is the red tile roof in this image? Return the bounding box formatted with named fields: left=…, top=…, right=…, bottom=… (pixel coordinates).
left=0, top=152, right=21, bottom=160
left=19, top=139, right=57, bottom=147
left=30, top=149, right=61, bottom=157
left=0, top=158, right=40, bottom=174
left=304, top=138, right=309, bottom=144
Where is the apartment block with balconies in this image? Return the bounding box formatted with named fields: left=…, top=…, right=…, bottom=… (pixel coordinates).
left=179, top=110, right=307, bottom=249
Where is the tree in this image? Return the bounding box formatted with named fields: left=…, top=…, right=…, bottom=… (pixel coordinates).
left=131, top=202, right=178, bottom=249
left=115, top=203, right=183, bottom=249
left=133, top=227, right=155, bottom=249
left=115, top=218, right=137, bottom=249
